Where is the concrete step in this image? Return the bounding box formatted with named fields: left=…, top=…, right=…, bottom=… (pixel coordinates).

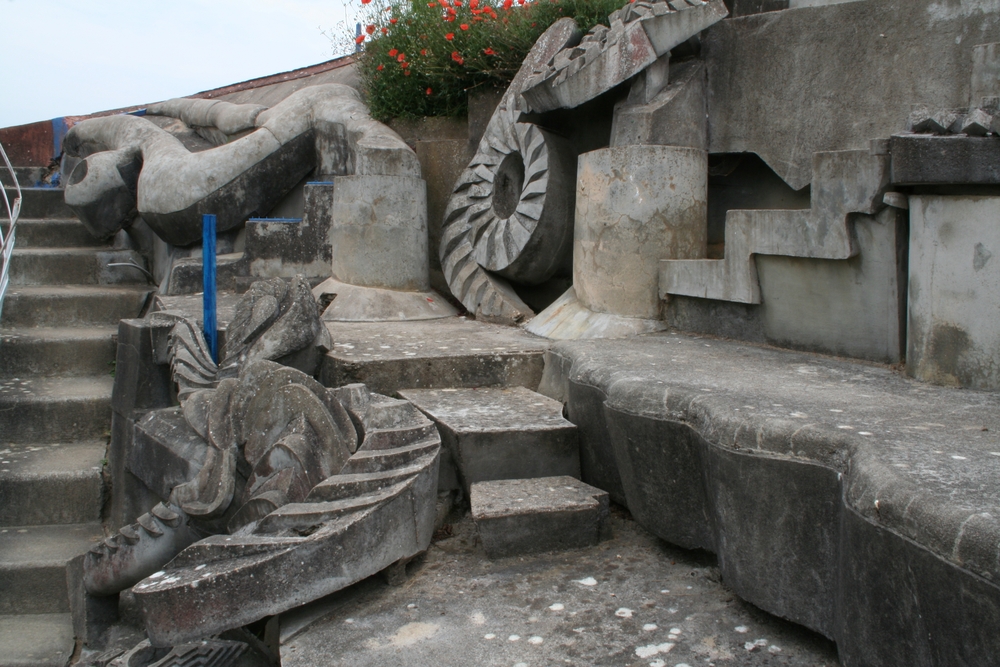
left=13, top=218, right=103, bottom=248
left=0, top=613, right=75, bottom=667
left=0, top=166, right=48, bottom=189
left=0, top=441, right=105, bottom=525
left=0, top=375, right=112, bottom=444
left=0, top=285, right=151, bottom=328
left=0, top=523, right=103, bottom=615
left=3, top=187, right=73, bottom=220
left=9, top=247, right=148, bottom=286
left=0, top=327, right=117, bottom=377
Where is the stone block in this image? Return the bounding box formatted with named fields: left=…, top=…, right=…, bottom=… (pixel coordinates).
left=128, top=407, right=208, bottom=502
left=243, top=181, right=334, bottom=281
left=908, top=196, right=1000, bottom=390
left=471, top=476, right=610, bottom=558
left=329, top=175, right=429, bottom=292
left=574, top=146, right=707, bottom=319
left=890, top=134, right=1000, bottom=186
left=611, top=59, right=707, bottom=149
left=67, top=554, right=119, bottom=650
left=398, top=387, right=579, bottom=493
left=319, top=318, right=549, bottom=396
left=111, top=318, right=175, bottom=418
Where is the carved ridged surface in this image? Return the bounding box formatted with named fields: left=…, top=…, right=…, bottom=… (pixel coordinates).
left=132, top=390, right=441, bottom=646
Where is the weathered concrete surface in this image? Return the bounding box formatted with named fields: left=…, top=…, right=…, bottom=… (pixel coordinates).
left=704, top=0, right=1000, bottom=190
left=908, top=196, right=1000, bottom=390
left=972, top=41, right=1000, bottom=104
left=399, top=387, right=579, bottom=493
left=313, top=278, right=458, bottom=322
left=329, top=176, right=430, bottom=292
left=319, top=318, right=550, bottom=396
left=540, top=332, right=1000, bottom=666
left=661, top=149, right=889, bottom=305
left=280, top=510, right=841, bottom=667
left=889, top=134, right=1000, bottom=186
left=0, top=441, right=105, bottom=526
left=665, top=198, right=907, bottom=365
left=0, top=613, right=76, bottom=667
left=525, top=287, right=666, bottom=340
left=471, top=476, right=610, bottom=558
left=574, top=146, right=707, bottom=319
left=611, top=58, right=707, bottom=149
left=243, top=182, right=334, bottom=281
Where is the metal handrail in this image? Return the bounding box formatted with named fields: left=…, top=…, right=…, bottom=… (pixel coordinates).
left=0, top=141, right=22, bottom=324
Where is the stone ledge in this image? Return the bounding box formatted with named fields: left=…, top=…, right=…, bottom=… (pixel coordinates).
left=539, top=331, right=1000, bottom=666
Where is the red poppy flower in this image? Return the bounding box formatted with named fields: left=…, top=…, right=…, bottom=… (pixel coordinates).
left=451, top=50, right=464, bottom=64
left=381, top=27, right=388, bottom=33
left=361, top=0, right=371, bottom=4
left=502, top=0, right=512, bottom=9
left=390, top=18, right=398, bottom=24
left=401, top=61, right=409, bottom=68
left=483, top=47, right=495, bottom=55
left=455, top=0, right=463, bottom=5
left=445, top=32, right=454, bottom=40
left=388, top=48, right=398, bottom=56
left=397, top=52, right=406, bottom=61
left=470, top=0, right=479, bottom=7
left=426, top=87, right=433, bottom=95
left=447, top=6, right=456, bottom=14
left=405, top=70, right=411, bottom=76
left=355, top=35, right=365, bottom=44
left=365, top=24, right=375, bottom=34
left=377, top=64, right=384, bottom=70
left=460, top=23, right=469, bottom=30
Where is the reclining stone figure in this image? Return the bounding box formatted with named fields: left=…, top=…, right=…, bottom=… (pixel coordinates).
left=62, top=84, right=420, bottom=245
left=84, top=277, right=441, bottom=646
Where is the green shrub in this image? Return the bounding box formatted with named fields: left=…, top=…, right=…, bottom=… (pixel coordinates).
left=355, top=0, right=626, bottom=120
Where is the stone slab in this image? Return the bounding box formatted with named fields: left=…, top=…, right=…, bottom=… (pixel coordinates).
left=280, top=512, right=841, bottom=667
left=471, top=476, right=610, bottom=558
left=890, top=134, right=1000, bottom=186
left=399, top=387, right=579, bottom=494
left=0, top=375, right=112, bottom=445
left=907, top=196, right=1000, bottom=390
left=0, top=441, right=104, bottom=526
left=0, top=613, right=76, bottom=667
left=319, top=318, right=550, bottom=396
left=128, top=407, right=207, bottom=503
left=540, top=331, right=1000, bottom=665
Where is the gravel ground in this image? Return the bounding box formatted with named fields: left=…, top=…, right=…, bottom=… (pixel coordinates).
left=280, top=506, right=842, bottom=667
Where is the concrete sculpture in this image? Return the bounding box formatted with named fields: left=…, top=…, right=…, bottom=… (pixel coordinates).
left=63, top=85, right=420, bottom=246
left=83, top=278, right=441, bottom=646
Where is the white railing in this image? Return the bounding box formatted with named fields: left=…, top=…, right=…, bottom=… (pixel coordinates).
left=0, top=141, right=21, bottom=324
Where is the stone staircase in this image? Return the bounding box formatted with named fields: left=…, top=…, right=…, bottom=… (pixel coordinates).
left=0, top=184, right=152, bottom=666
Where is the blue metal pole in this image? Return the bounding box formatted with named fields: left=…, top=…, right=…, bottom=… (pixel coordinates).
left=202, top=214, right=218, bottom=363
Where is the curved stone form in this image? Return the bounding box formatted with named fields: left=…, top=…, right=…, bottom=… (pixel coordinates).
left=542, top=333, right=1000, bottom=667
left=63, top=84, right=420, bottom=245
left=133, top=388, right=440, bottom=647
left=440, top=19, right=581, bottom=324
left=521, top=0, right=728, bottom=113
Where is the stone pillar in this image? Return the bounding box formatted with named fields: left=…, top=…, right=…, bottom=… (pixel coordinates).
left=575, top=146, right=707, bottom=319
left=908, top=196, right=1000, bottom=390
left=330, top=175, right=430, bottom=291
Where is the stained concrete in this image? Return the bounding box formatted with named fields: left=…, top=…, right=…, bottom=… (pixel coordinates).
left=540, top=331, right=1000, bottom=665
left=279, top=510, right=840, bottom=667
left=472, top=476, right=610, bottom=558
left=399, top=387, right=579, bottom=494
left=907, top=195, right=1000, bottom=390
left=704, top=0, right=1000, bottom=191
left=319, top=318, right=550, bottom=396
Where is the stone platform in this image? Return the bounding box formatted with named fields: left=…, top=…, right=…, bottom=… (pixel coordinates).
left=540, top=331, right=1000, bottom=667
left=320, top=317, right=550, bottom=395
left=279, top=509, right=840, bottom=667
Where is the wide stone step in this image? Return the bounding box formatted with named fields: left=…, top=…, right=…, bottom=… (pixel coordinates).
left=0, top=375, right=113, bottom=444
left=9, top=247, right=148, bottom=286
left=0, top=327, right=117, bottom=377
left=3, top=187, right=73, bottom=219
left=0, top=441, right=105, bottom=525
left=0, top=285, right=151, bottom=327
left=12, top=218, right=103, bottom=248
left=0, top=613, right=75, bottom=667
left=0, top=523, right=103, bottom=614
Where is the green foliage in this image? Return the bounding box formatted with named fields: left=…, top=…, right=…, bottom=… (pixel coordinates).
left=355, top=0, right=626, bottom=120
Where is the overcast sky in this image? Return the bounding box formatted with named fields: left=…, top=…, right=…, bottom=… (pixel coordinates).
left=0, top=0, right=356, bottom=128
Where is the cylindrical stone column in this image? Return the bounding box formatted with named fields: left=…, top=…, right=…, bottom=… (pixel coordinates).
left=574, top=146, right=707, bottom=319
left=329, top=175, right=429, bottom=291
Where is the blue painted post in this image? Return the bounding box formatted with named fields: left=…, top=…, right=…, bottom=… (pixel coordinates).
left=202, top=214, right=218, bottom=363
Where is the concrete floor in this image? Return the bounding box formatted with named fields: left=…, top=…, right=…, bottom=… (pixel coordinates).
left=280, top=507, right=842, bottom=667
